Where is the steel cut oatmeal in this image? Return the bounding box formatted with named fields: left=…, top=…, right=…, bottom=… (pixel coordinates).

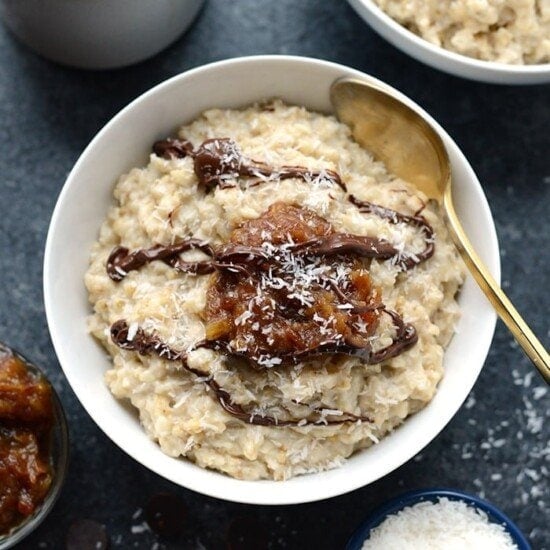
left=373, top=0, right=550, bottom=64
left=85, top=100, right=465, bottom=480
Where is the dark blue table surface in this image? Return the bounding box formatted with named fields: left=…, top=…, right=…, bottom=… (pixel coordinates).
left=0, top=1, right=548, bottom=549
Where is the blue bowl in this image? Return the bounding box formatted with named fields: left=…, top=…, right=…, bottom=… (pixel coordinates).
left=347, top=488, right=531, bottom=550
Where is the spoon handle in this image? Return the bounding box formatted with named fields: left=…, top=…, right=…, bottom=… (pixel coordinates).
left=443, top=187, right=549, bottom=384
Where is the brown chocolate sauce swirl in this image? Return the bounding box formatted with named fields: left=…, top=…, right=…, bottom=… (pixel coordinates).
left=149, top=136, right=433, bottom=270
left=110, top=320, right=372, bottom=427
left=153, top=137, right=345, bottom=191
left=107, top=239, right=215, bottom=281
left=201, top=307, right=417, bottom=366
left=152, top=138, right=194, bottom=159
left=103, top=135, right=438, bottom=426
left=107, top=234, right=399, bottom=282
left=349, top=195, right=434, bottom=270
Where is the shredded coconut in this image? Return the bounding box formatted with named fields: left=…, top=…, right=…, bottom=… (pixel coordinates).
left=361, top=498, right=518, bottom=549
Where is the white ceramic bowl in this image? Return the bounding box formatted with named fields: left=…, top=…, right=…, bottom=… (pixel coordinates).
left=0, top=0, right=204, bottom=69
left=347, top=0, right=550, bottom=85
left=44, top=55, right=499, bottom=505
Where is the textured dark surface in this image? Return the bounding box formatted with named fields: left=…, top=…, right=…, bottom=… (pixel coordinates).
left=0, top=1, right=548, bottom=549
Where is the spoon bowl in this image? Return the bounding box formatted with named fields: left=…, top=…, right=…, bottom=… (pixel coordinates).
left=331, top=77, right=549, bottom=383
left=330, top=79, right=448, bottom=201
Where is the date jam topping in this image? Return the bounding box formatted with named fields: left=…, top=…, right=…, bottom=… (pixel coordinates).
left=203, top=203, right=414, bottom=367
left=104, top=136, right=436, bottom=426
left=0, top=346, right=54, bottom=535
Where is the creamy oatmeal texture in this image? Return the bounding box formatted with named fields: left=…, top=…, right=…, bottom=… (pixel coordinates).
left=85, top=101, right=465, bottom=480
left=373, top=0, right=550, bottom=64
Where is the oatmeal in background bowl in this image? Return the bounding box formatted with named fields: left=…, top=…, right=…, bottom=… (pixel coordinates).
left=85, top=99, right=465, bottom=481
left=372, top=0, right=549, bottom=65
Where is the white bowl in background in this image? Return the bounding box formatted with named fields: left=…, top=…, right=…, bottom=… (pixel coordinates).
left=0, top=0, right=204, bottom=70
left=44, top=55, right=499, bottom=505
left=347, top=0, right=550, bottom=85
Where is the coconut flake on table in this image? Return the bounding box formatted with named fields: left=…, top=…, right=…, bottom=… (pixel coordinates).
left=361, top=497, right=518, bottom=550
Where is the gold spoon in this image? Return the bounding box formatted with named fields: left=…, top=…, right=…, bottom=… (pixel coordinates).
left=331, top=77, right=549, bottom=384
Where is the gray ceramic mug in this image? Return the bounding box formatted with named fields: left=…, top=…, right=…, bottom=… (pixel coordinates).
left=0, top=0, right=204, bottom=69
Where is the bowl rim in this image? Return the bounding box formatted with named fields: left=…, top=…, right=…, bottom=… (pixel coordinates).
left=0, top=348, right=69, bottom=549
left=43, top=54, right=499, bottom=505
left=347, top=0, right=550, bottom=81
left=346, top=487, right=532, bottom=550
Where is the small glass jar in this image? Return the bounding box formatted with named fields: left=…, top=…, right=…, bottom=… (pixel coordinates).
left=0, top=350, right=69, bottom=550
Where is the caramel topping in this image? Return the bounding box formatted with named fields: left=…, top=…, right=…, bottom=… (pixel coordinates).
left=204, top=203, right=384, bottom=367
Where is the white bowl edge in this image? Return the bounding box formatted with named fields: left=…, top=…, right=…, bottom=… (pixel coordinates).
left=43, top=55, right=500, bottom=505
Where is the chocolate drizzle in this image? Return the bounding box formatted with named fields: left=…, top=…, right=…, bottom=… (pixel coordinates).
left=110, top=320, right=371, bottom=427
left=150, top=136, right=433, bottom=269
left=103, top=135, right=438, bottom=427
left=349, top=195, right=434, bottom=270
left=107, top=233, right=402, bottom=282
left=292, top=233, right=398, bottom=260
left=154, top=137, right=345, bottom=191
left=152, top=138, right=194, bottom=160
left=202, top=306, right=417, bottom=366
left=107, top=239, right=215, bottom=282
